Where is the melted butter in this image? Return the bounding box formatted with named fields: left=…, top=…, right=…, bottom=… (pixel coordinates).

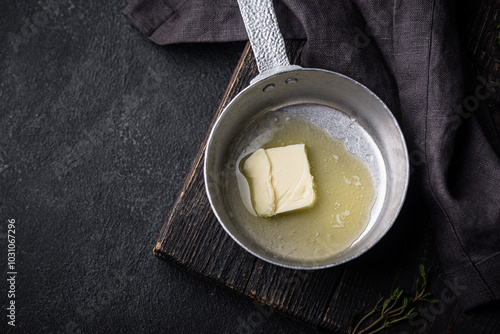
left=224, top=115, right=377, bottom=262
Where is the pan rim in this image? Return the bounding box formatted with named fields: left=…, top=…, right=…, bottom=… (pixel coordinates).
left=204, top=67, right=410, bottom=270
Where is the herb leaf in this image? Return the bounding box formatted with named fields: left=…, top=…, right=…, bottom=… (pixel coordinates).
left=349, top=265, right=434, bottom=334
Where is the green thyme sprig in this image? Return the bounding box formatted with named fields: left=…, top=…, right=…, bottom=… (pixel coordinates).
left=490, top=24, right=500, bottom=49
left=349, top=264, right=437, bottom=334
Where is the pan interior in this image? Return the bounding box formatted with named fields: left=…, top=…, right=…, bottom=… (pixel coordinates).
left=205, top=69, right=408, bottom=269
left=223, top=104, right=386, bottom=264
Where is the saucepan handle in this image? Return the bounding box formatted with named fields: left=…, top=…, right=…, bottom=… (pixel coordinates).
left=237, top=0, right=301, bottom=83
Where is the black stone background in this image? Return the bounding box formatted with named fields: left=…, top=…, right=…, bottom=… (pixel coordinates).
left=0, top=1, right=328, bottom=333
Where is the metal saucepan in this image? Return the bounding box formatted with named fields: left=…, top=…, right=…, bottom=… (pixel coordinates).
left=204, top=0, right=409, bottom=269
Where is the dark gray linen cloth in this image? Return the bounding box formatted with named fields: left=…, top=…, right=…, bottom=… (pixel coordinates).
left=122, top=0, right=500, bottom=309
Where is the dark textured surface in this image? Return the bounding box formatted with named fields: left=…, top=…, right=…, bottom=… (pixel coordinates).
left=0, top=1, right=324, bottom=333
left=1, top=1, right=500, bottom=334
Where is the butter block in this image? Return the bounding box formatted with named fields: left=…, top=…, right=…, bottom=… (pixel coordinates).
left=242, top=148, right=275, bottom=217
left=243, top=144, right=315, bottom=217
left=266, top=144, right=316, bottom=214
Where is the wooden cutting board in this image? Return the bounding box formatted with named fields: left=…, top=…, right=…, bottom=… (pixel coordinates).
left=154, top=37, right=500, bottom=332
